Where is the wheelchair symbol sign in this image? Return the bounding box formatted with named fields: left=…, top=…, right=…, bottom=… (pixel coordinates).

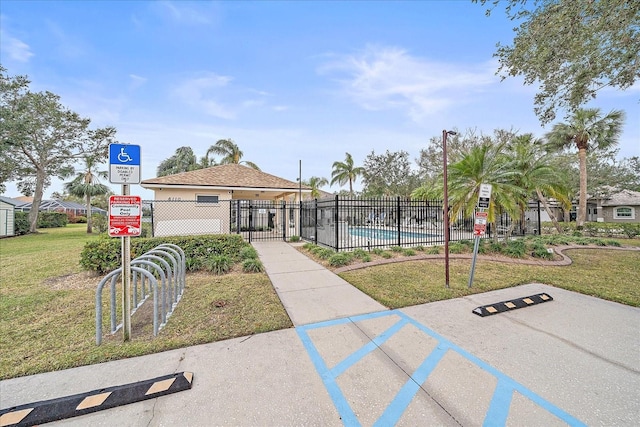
left=109, top=144, right=141, bottom=184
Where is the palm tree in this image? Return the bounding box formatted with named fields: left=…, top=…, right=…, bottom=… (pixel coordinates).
left=206, top=139, right=260, bottom=170
left=330, top=152, right=364, bottom=197
left=545, top=108, right=625, bottom=228
left=64, top=155, right=110, bottom=233
left=506, top=134, right=572, bottom=234
left=303, top=176, right=329, bottom=198
left=156, top=146, right=201, bottom=177
left=448, top=142, right=526, bottom=239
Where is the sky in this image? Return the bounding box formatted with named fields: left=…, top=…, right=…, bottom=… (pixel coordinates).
left=1, top=0, right=639, bottom=200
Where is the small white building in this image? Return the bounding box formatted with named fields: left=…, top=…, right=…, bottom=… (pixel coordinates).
left=0, top=196, right=18, bottom=237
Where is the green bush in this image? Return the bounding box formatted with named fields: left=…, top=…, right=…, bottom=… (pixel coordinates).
left=504, top=240, right=526, bottom=258
left=242, top=258, right=264, bottom=273
left=621, top=223, right=640, bottom=238
left=14, top=212, right=30, bottom=235
left=426, top=245, right=440, bottom=255
left=329, top=252, right=353, bottom=267
left=402, top=248, right=416, bottom=256
left=371, top=248, right=385, bottom=255
left=531, top=243, right=553, bottom=259
left=15, top=211, right=69, bottom=231
left=37, top=212, right=68, bottom=228
left=207, top=254, right=232, bottom=275
left=381, top=251, right=393, bottom=259
left=91, top=214, right=108, bottom=233
left=352, top=248, right=369, bottom=260
left=80, top=234, right=247, bottom=274
left=302, top=243, right=315, bottom=250
left=289, top=235, right=301, bottom=242
left=448, top=242, right=466, bottom=254
left=240, top=246, right=259, bottom=260
left=413, top=245, right=426, bottom=252
left=389, top=246, right=403, bottom=252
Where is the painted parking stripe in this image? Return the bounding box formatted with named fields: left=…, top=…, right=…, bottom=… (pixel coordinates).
left=0, top=372, right=193, bottom=427
left=297, top=310, right=586, bottom=427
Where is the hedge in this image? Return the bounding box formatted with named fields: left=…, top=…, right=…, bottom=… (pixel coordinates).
left=540, top=221, right=640, bottom=239
left=14, top=211, right=68, bottom=234
left=80, top=234, right=248, bottom=274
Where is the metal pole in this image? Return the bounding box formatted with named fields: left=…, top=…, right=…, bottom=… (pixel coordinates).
left=468, top=235, right=481, bottom=288
left=121, top=184, right=131, bottom=341
left=299, top=160, right=302, bottom=237
left=442, top=130, right=450, bottom=288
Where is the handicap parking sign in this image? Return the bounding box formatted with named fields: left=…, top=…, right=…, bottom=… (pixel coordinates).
left=109, top=144, right=141, bottom=184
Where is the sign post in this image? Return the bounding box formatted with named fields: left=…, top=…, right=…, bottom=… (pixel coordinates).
left=468, top=184, right=492, bottom=288
left=109, top=144, right=141, bottom=341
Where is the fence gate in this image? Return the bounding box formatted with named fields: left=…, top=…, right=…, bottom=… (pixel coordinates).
left=232, top=200, right=294, bottom=242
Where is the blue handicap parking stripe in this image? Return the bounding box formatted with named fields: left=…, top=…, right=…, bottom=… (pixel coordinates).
left=297, top=310, right=587, bottom=427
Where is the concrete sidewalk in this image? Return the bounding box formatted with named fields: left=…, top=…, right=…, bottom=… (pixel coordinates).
left=1, top=242, right=639, bottom=426
left=252, top=241, right=386, bottom=325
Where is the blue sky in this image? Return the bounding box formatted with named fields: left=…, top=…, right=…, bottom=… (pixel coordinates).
left=2, top=0, right=638, bottom=200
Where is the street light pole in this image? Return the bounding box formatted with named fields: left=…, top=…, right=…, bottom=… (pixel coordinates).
left=442, top=129, right=457, bottom=288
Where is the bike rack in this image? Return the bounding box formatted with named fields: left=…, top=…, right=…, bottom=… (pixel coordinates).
left=95, top=244, right=186, bottom=345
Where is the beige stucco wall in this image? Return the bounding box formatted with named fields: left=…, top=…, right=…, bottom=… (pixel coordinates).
left=600, top=206, right=639, bottom=223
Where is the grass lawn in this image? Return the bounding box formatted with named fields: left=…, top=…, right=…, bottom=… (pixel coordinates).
left=1, top=225, right=638, bottom=380
left=0, top=224, right=292, bottom=380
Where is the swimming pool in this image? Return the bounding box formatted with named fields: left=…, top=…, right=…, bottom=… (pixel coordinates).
left=348, top=227, right=439, bottom=240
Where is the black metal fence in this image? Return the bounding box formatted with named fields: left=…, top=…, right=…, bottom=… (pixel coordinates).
left=301, top=196, right=541, bottom=251
left=140, top=197, right=541, bottom=251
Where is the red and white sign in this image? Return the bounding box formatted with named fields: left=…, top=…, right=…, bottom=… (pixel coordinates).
left=109, top=195, right=142, bottom=237
left=473, top=211, right=488, bottom=237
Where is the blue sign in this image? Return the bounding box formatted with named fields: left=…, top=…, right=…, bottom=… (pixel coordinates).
left=109, top=144, right=141, bottom=165
left=109, top=144, right=141, bottom=184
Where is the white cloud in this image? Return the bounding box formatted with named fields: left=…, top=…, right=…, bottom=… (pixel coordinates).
left=319, top=45, right=498, bottom=122
left=129, top=74, right=147, bottom=90
left=155, top=1, right=213, bottom=25
left=172, top=73, right=236, bottom=119
left=0, top=33, right=34, bottom=62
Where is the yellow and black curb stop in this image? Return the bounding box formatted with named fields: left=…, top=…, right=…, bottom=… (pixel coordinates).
left=472, top=293, right=553, bottom=317
left=0, top=371, right=193, bottom=427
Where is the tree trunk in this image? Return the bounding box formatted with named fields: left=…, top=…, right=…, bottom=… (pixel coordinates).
left=86, top=193, right=93, bottom=234
left=577, top=147, right=588, bottom=228
left=536, top=189, right=563, bottom=234
left=28, top=168, right=47, bottom=233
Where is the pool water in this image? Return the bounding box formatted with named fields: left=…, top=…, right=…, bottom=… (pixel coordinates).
left=349, top=227, right=439, bottom=240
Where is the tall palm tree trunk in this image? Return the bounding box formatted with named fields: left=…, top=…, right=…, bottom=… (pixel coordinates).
left=577, top=147, right=588, bottom=228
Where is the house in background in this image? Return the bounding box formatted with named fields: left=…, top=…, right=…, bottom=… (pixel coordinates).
left=140, top=164, right=312, bottom=236
left=0, top=196, right=18, bottom=237
left=587, top=189, right=640, bottom=223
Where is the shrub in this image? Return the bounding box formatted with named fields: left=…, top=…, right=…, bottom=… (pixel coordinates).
left=207, top=255, right=232, bottom=275
left=91, top=214, right=108, bottom=233
left=621, top=223, right=640, bottom=239
left=289, top=235, right=301, bottom=242
left=413, top=245, right=426, bottom=252
left=402, top=248, right=416, bottom=256
left=426, top=246, right=440, bottom=255
left=81, top=234, right=246, bottom=274
left=448, top=242, right=466, bottom=254
left=14, top=212, right=30, bottom=235
left=504, top=240, right=526, bottom=258
left=487, top=242, right=504, bottom=254
left=37, top=212, right=68, bottom=228
left=371, top=248, right=385, bottom=255
left=352, top=249, right=369, bottom=260
left=317, top=248, right=335, bottom=260
left=242, top=258, right=264, bottom=273
left=381, top=251, right=393, bottom=259
left=389, top=246, right=403, bottom=253
left=302, top=243, right=315, bottom=250
left=605, top=239, right=621, bottom=247
left=531, top=243, right=553, bottom=259
left=240, top=246, right=259, bottom=260
left=329, top=252, right=353, bottom=267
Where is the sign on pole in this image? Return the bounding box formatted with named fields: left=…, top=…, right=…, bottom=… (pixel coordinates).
left=108, top=195, right=142, bottom=237
left=109, top=144, right=141, bottom=184
left=478, top=184, right=492, bottom=209
left=473, top=211, right=488, bottom=237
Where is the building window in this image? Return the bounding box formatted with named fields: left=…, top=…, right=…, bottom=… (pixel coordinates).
left=614, top=206, right=634, bottom=219
left=196, top=195, right=219, bottom=204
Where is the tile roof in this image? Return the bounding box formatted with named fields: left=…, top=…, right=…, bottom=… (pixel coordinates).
left=599, top=189, right=640, bottom=206
left=141, top=164, right=311, bottom=191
